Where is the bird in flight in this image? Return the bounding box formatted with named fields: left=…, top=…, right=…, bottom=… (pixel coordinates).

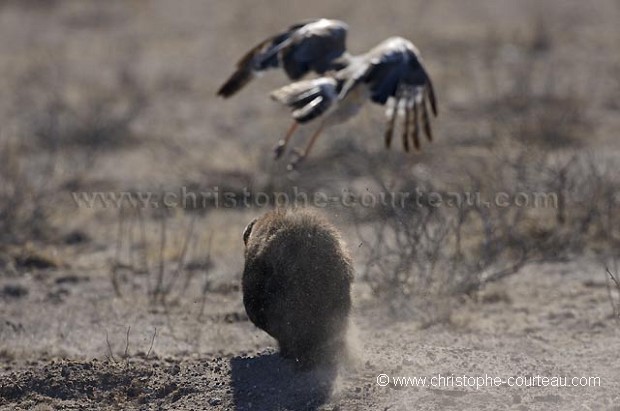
left=217, top=19, right=437, bottom=169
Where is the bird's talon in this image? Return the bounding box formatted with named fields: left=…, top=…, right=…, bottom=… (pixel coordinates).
left=274, top=143, right=285, bottom=160
left=286, top=159, right=300, bottom=171
left=291, top=148, right=304, bottom=158
left=287, top=150, right=306, bottom=170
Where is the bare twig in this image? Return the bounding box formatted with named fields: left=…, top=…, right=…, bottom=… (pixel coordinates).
left=123, top=326, right=131, bottom=359
left=606, top=266, right=620, bottom=324
left=608, top=268, right=620, bottom=289
left=164, top=214, right=197, bottom=299
left=137, top=207, right=150, bottom=279
left=111, top=208, right=126, bottom=297
left=105, top=330, right=117, bottom=364
left=198, top=233, right=214, bottom=320
left=152, top=215, right=168, bottom=303
left=146, top=327, right=157, bottom=359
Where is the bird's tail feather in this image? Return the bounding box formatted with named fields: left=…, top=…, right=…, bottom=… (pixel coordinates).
left=217, top=67, right=255, bottom=98
left=270, top=79, right=337, bottom=123
left=292, top=96, right=332, bottom=122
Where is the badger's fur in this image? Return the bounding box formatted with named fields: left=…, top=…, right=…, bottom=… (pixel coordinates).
left=242, top=208, right=353, bottom=368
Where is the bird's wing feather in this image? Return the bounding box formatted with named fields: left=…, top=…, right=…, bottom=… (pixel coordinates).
left=340, top=37, right=437, bottom=111
left=424, top=70, right=438, bottom=116
left=217, top=19, right=348, bottom=97
left=342, top=37, right=438, bottom=150
left=281, top=21, right=347, bottom=78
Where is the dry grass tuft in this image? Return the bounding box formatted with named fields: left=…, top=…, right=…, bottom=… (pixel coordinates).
left=350, top=145, right=619, bottom=319
left=109, top=207, right=213, bottom=311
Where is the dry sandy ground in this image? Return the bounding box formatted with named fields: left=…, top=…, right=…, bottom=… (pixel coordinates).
left=1, top=1, right=620, bottom=410
left=1, top=258, right=619, bottom=410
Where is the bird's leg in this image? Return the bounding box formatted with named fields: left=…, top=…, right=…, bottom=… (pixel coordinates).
left=411, top=97, right=420, bottom=150
left=274, top=121, right=299, bottom=159
left=288, top=121, right=325, bottom=170
left=421, top=89, right=433, bottom=142
left=385, top=96, right=400, bottom=149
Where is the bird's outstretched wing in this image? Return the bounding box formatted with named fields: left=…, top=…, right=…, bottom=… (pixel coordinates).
left=338, top=37, right=437, bottom=151
left=217, top=19, right=348, bottom=98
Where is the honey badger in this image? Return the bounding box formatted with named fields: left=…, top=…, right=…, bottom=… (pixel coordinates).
left=242, top=208, right=353, bottom=368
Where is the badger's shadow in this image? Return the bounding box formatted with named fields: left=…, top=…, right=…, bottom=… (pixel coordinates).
left=230, top=352, right=338, bottom=411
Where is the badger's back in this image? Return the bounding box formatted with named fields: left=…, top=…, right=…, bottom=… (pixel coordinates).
left=242, top=208, right=353, bottom=367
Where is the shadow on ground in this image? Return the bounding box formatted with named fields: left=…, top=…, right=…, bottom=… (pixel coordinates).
left=230, top=352, right=338, bottom=411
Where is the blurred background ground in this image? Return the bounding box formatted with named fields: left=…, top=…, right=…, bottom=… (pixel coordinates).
left=0, top=0, right=619, bottom=410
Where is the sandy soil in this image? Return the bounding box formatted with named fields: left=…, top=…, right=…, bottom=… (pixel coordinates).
left=1, top=1, right=619, bottom=410
left=1, top=260, right=619, bottom=410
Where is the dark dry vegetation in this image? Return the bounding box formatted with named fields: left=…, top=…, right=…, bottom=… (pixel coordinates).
left=1, top=1, right=619, bottom=410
